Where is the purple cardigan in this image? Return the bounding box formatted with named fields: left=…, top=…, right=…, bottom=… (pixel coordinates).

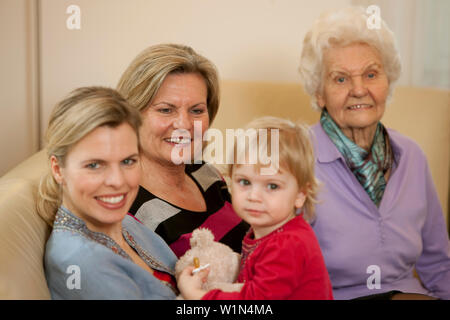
left=311, top=123, right=450, bottom=300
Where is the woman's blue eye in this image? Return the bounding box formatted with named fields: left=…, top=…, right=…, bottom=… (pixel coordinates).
left=122, top=159, right=136, bottom=166
left=367, top=73, right=376, bottom=79
left=87, top=162, right=100, bottom=169
left=267, top=183, right=278, bottom=190
left=191, top=108, right=206, bottom=115
left=336, top=77, right=346, bottom=83
left=158, top=108, right=172, bottom=114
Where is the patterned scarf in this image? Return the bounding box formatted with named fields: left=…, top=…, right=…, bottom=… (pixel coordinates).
left=320, top=109, right=393, bottom=207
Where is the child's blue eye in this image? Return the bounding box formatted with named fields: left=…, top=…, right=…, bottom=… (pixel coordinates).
left=239, top=179, right=250, bottom=186
left=267, top=183, right=278, bottom=190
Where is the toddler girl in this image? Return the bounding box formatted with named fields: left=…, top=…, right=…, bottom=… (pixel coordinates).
left=178, top=116, right=333, bottom=300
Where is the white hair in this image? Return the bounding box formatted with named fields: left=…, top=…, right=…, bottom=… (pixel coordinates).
left=298, top=6, right=402, bottom=111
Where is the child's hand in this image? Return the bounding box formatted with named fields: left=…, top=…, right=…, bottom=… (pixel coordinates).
left=177, top=266, right=209, bottom=300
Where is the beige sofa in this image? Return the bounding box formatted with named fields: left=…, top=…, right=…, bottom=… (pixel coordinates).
left=0, top=81, right=448, bottom=299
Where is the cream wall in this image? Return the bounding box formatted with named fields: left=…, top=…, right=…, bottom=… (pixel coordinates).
left=2, top=0, right=350, bottom=176
left=0, top=0, right=39, bottom=176
left=38, top=0, right=350, bottom=137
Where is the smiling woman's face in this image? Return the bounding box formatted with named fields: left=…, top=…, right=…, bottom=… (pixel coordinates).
left=316, top=42, right=389, bottom=137
left=139, top=72, right=209, bottom=166
left=51, top=122, right=140, bottom=233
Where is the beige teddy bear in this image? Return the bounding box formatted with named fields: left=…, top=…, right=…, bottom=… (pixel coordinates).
left=175, top=228, right=243, bottom=298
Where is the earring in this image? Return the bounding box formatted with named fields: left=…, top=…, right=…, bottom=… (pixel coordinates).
left=295, top=207, right=302, bottom=216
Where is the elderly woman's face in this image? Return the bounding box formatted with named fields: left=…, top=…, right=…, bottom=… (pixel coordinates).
left=316, top=43, right=389, bottom=136
left=140, top=72, right=209, bottom=165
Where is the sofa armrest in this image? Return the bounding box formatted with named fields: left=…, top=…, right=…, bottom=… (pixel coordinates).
left=0, top=150, right=51, bottom=299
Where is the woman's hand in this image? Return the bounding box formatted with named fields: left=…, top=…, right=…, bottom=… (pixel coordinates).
left=177, top=266, right=209, bottom=300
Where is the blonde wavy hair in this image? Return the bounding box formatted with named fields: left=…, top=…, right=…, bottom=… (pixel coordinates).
left=227, top=116, right=320, bottom=222
left=298, top=6, right=402, bottom=111
left=117, top=43, right=220, bottom=124
left=37, top=87, right=142, bottom=226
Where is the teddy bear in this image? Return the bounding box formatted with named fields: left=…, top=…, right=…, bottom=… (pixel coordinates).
left=175, top=228, right=243, bottom=298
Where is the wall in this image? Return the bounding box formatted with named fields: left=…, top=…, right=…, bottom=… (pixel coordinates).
left=38, top=0, right=350, bottom=138
left=1, top=0, right=351, bottom=175
left=0, top=0, right=39, bottom=176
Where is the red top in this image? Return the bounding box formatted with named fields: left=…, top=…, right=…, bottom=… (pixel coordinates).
left=153, top=270, right=177, bottom=292
left=202, top=215, right=334, bottom=300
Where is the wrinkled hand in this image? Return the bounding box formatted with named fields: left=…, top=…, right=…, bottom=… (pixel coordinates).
left=177, top=265, right=209, bottom=300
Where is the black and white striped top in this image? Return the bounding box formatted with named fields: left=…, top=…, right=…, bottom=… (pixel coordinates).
left=128, top=162, right=249, bottom=258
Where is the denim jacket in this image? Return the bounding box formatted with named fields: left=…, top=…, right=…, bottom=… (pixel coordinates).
left=45, top=206, right=178, bottom=299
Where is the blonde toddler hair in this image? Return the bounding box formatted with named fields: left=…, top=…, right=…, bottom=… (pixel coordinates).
left=227, top=116, right=319, bottom=222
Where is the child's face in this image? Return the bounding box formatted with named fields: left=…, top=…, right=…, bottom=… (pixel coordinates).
left=231, top=164, right=306, bottom=239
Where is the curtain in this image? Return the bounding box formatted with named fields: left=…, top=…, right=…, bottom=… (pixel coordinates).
left=352, top=0, right=449, bottom=90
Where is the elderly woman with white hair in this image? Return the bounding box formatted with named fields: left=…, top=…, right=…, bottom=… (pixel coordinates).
left=299, top=7, right=450, bottom=300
